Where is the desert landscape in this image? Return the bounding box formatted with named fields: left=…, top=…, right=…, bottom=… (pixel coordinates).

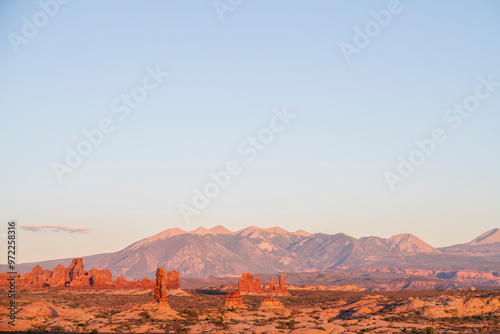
left=2, top=1, right=499, bottom=333
left=2, top=226, right=500, bottom=333
left=2, top=271, right=500, bottom=333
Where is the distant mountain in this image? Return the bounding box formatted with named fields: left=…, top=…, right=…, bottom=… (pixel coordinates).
left=439, top=228, right=500, bottom=257
left=2, top=226, right=500, bottom=279
left=389, top=234, right=441, bottom=254
left=468, top=228, right=500, bottom=245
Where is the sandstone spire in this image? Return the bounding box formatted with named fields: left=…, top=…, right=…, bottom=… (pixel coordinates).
left=225, top=290, right=245, bottom=308
left=154, top=267, right=169, bottom=303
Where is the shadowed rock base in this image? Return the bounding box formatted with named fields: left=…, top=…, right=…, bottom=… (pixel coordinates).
left=225, top=290, right=246, bottom=308
left=142, top=267, right=177, bottom=318
left=141, top=301, right=177, bottom=318
left=259, top=295, right=284, bottom=310
left=238, top=272, right=290, bottom=296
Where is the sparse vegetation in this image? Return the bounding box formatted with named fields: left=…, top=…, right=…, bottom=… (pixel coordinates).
left=4, top=288, right=500, bottom=333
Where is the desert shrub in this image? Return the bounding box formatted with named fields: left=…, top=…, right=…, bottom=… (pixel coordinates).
left=108, top=309, right=120, bottom=316
left=50, top=325, right=65, bottom=332
left=139, top=310, right=150, bottom=319
left=276, top=320, right=298, bottom=329
left=30, top=324, right=48, bottom=332
left=422, top=327, right=435, bottom=334
left=172, top=322, right=188, bottom=333
left=179, top=309, right=198, bottom=319
left=213, top=317, right=224, bottom=326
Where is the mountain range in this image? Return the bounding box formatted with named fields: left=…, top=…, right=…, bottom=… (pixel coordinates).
left=3, top=226, right=500, bottom=279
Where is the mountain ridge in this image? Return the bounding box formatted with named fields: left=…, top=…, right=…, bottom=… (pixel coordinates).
left=468, top=228, right=500, bottom=245
left=2, top=226, right=499, bottom=279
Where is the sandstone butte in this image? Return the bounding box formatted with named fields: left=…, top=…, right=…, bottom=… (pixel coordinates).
left=259, top=295, right=284, bottom=310
left=139, top=267, right=177, bottom=317
left=238, top=272, right=289, bottom=295
left=224, top=290, right=245, bottom=308
left=0, top=258, right=180, bottom=290
left=153, top=267, right=169, bottom=304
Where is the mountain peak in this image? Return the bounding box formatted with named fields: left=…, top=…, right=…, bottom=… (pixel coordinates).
left=389, top=233, right=441, bottom=254
left=261, top=226, right=291, bottom=235
left=150, top=227, right=186, bottom=240
left=468, top=228, right=500, bottom=245
left=209, top=225, right=235, bottom=235
left=237, top=226, right=261, bottom=236
left=293, top=229, right=312, bottom=237
left=191, top=227, right=211, bottom=235
left=128, top=227, right=186, bottom=250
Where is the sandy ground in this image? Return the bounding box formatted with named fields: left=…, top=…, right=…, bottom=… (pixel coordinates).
left=1, top=288, right=500, bottom=333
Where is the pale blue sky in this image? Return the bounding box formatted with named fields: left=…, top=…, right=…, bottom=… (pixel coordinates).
left=1, top=0, right=499, bottom=263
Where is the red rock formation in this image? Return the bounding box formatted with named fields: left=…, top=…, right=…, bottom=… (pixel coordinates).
left=69, top=275, right=90, bottom=288
left=45, top=264, right=70, bottom=287
left=225, top=290, right=245, bottom=308
left=166, top=270, right=180, bottom=289
left=68, top=261, right=89, bottom=287
left=142, top=277, right=154, bottom=289
left=32, top=265, right=43, bottom=276
left=114, top=275, right=129, bottom=289
left=238, top=272, right=289, bottom=295
left=40, top=270, right=52, bottom=285
left=268, top=274, right=288, bottom=295
left=154, top=268, right=169, bottom=303
left=279, top=274, right=285, bottom=290
left=68, top=258, right=86, bottom=281
left=88, top=268, right=113, bottom=288
left=238, top=272, right=263, bottom=294
left=0, top=258, right=182, bottom=291
left=17, top=266, right=51, bottom=288
left=259, top=295, right=284, bottom=309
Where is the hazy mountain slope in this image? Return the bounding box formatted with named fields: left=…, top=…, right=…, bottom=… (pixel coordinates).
left=389, top=234, right=441, bottom=254
left=439, top=229, right=500, bottom=257
left=3, top=226, right=500, bottom=279
left=290, top=233, right=363, bottom=270
left=91, top=234, right=256, bottom=278
left=468, top=228, right=500, bottom=245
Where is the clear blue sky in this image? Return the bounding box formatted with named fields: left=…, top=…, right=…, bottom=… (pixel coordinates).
left=1, top=0, right=499, bottom=263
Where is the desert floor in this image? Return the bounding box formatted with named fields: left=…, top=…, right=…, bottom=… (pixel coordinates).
left=1, top=288, right=500, bottom=333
